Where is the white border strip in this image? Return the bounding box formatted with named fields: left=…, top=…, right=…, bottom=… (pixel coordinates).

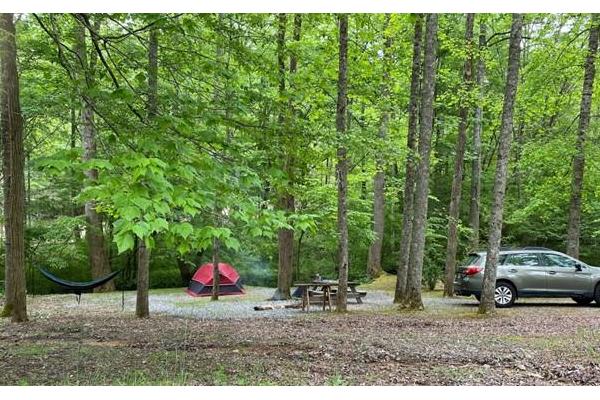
left=1, top=386, right=599, bottom=400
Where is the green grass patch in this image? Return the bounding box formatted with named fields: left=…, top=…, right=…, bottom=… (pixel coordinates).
left=361, top=274, right=443, bottom=297
left=10, top=344, right=53, bottom=357
left=361, top=273, right=396, bottom=292
left=325, top=373, right=349, bottom=385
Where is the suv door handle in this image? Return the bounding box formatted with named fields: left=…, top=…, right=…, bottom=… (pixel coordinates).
left=509, top=269, right=518, bottom=273
left=548, top=271, right=557, bottom=275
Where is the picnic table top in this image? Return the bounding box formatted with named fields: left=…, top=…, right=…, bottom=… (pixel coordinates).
left=294, top=281, right=360, bottom=287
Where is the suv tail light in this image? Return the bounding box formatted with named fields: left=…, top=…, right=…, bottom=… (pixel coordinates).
left=464, top=266, right=483, bottom=276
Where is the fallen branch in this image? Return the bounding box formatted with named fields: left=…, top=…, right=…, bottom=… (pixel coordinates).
left=253, top=303, right=301, bottom=311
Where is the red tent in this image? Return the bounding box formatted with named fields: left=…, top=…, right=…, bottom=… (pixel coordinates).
left=186, top=262, right=244, bottom=297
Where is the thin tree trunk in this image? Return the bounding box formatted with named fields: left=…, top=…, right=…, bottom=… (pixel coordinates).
left=135, top=240, right=149, bottom=318
left=404, top=14, right=438, bottom=311
left=74, top=18, right=113, bottom=292
left=135, top=25, right=158, bottom=318
left=295, top=229, right=304, bottom=281
left=272, top=13, right=298, bottom=301
left=395, top=14, right=423, bottom=304
left=566, top=14, right=599, bottom=259
left=274, top=194, right=294, bottom=300
left=211, top=237, right=220, bottom=301
left=0, top=13, right=28, bottom=322
left=444, top=14, right=475, bottom=297
left=367, top=14, right=392, bottom=280
left=336, top=14, right=349, bottom=312
left=479, top=14, right=524, bottom=315
left=469, top=22, right=486, bottom=250
left=26, top=153, right=31, bottom=227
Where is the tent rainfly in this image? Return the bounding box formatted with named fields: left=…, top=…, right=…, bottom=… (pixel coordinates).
left=186, top=262, right=245, bottom=297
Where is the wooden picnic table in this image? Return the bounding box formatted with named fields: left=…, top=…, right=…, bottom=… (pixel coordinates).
left=294, top=281, right=365, bottom=312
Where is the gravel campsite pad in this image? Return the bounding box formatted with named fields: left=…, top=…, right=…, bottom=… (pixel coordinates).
left=2, top=282, right=600, bottom=385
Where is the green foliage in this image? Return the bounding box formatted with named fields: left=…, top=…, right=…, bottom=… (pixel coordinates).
left=9, top=13, right=600, bottom=295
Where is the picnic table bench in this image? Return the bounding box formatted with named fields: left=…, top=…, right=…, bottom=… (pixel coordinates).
left=294, top=281, right=366, bottom=312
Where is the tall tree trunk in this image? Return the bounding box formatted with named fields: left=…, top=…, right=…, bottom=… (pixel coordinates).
left=0, top=13, right=27, bottom=322
left=404, top=14, right=438, bottom=311
left=274, top=194, right=294, bottom=300
left=395, top=14, right=423, bottom=304
left=444, top=14, right=475, bottom=297
left=135, top=240, right=149, bottom=317
left=74, top=18, right=113, bottom=292
left=272, top=13, right=299, bottom=301
left=135, top=25, right=158, bottom=318
left=469, top=22, right=486, bottom=250
left=211, top=237, right=220, bottom=301
left=566, top=14, right=599, bottom=259
left=479, top=14, right=523, bottom=315
left=367, top=14, right=392, bottom=280
left=335, top=14, right=349, bottom=312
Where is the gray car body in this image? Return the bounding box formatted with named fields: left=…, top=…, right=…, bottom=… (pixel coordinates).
left=454, top=249, right=600, bottom=300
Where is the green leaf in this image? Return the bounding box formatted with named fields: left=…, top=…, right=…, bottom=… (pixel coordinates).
left=121, top=206, right=141, bottom=221
left=132, top=222, right=149, bottom=239
left=150, top=217, right=169, bottom=233
left=177, top=242, right=191, bottom=255
left=115, top=232, right=135, bottom=254
left=173, top=222, right=194, bottom=239
left=222, top=236, right=240, bottom=251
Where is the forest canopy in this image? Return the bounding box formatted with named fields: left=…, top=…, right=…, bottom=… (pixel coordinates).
left=1, top=13, right=599, bottom=310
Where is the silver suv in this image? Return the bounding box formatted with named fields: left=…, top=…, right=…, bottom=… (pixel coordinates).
left=454, top=248, right=600, bottom=308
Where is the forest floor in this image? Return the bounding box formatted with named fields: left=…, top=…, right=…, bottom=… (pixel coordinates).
left=1, top=274, right=600, bottom=385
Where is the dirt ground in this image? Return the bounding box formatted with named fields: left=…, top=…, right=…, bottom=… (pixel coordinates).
left=1, top=276, right=600, bottom=385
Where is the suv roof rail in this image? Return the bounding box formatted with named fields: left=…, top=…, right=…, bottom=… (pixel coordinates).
left=472, top=246, right=553, bottom=253
left=474, top=247, right=514, bottom=252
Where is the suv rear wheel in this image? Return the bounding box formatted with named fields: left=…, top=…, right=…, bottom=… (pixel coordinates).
left=495, top=282, right=516, bottom=308
left=572, top=297, right=593, bottom=306
left=595, top=284, right=600, bottom=305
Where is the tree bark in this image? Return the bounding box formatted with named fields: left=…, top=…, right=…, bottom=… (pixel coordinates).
left=135, top=24, right=158, bottom=318
left=135, top=239, right=149, bottom=318
left=74, top=18, right=113, bottom=292
left=479, top=14, right=523, bottom=315
left=367, top=14, right=392, bottom=280
left=336, top=14, right=349, bottom=312
left=469, top=22, right=486, bottom=250
left=404, top=14, right=438, bottom=311
left=0, top=13, right=28, bottom=322
left=444, top=14, right=475, bottom=297
left=566, top=14, right=599, bottom=259
left=211, top=237, right=220, bottom=301
left=395, top=14, right=423, bottom=304
left=274, top=195, right=294, bottom=300
left=272, top=13, right=300, bottom=301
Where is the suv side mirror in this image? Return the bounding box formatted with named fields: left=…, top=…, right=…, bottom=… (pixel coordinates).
left=575, top=263, right=583, bottom=272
